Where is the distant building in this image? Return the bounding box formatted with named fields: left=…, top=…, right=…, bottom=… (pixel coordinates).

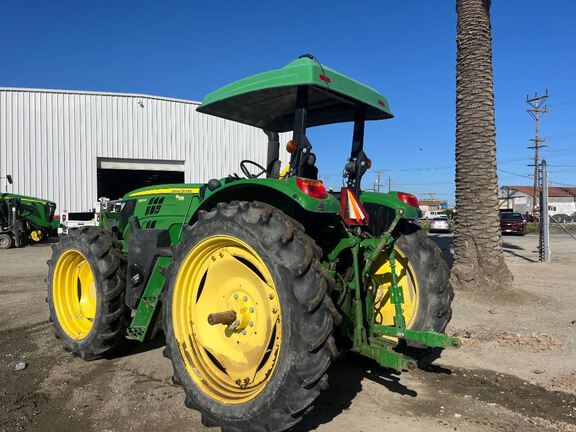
left=500, top=186, right=576, bottom=216
left=419, top=200, right=448, bottom=212
left=0, top=88, right=289, bottom=212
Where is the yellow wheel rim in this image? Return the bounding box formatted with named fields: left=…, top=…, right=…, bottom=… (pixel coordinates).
left=53, top=249, right=97, bottom=340
left=30, top=230, right=43, bottom=242
left=172, top=235, right=282, bottom=404
left=370, top=248, right=419, bottom=328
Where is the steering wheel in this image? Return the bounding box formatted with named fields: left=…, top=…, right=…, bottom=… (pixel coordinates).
left=240, top=160, right=267, bottom=179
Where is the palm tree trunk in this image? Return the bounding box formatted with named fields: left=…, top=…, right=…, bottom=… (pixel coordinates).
left=451, top=0, right=513, bottom=289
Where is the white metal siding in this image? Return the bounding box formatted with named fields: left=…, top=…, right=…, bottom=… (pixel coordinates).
left=0, top=88, right=289, bottom=212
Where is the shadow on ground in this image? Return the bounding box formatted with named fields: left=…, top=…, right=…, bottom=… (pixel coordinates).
left=294, top=352, right=452, bottom=431
left=106, top=333, right=167, bottom=359
left=428, top=233, right=540, bottom=266
left=501, top=239, right=538, bottom=263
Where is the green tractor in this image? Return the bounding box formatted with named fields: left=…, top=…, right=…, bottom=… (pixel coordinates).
left=0, top=184, right=59, bottom=249
left=47, top=55, right=459, bottom=432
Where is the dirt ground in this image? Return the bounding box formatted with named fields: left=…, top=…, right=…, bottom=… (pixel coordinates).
left=1, top=234, right=575, bottom=432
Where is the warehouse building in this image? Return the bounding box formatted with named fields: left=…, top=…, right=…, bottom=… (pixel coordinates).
left=0, top=88, right=288, bottom=212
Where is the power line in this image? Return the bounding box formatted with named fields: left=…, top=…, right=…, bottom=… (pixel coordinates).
left=549, top=182, right=575, bottom=187
left=497, top=168, right=533, bottom=179
left=391, top=181, right=454, bottom=186
left=541, top=131, right=576, bottom=140
left=547, top=110, right=576, bottom=124
left=547, top=100, right=576, bottom=111
left=319, top=149, right=574, bottom=181
left=498, top=168, right=574, bottom=187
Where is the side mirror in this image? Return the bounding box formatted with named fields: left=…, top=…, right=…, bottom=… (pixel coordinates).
left=6, top=175, right=12, bottom=184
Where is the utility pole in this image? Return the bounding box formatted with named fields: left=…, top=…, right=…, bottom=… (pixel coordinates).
left=373, top=170, right=385, bottom=193
left=539, top=160, right=550, bottom=262
left=526, top=90, right=548, bottom=216
left=388, top=175, right=391, bottom=192
left=421, top=192, right=438, bottom=201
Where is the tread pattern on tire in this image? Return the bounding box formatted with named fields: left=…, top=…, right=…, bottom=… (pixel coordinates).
left=47, top=226, right=128, bottom=359
left=0, top=233, right=14, bottom=249
left=163, top=201, right=339, bottom=432
left=394, top=223, right=454, bottom=349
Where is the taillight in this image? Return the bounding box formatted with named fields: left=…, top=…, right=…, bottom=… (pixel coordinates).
left=296, top=178, right=327, bottom=199
left=397, top=192, right=419, bottom=208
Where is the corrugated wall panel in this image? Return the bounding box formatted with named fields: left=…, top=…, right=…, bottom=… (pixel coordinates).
left=0, top=88, right=290, bottom=212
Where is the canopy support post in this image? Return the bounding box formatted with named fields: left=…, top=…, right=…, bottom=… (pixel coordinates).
left=351, top=109, right=365, bottom=158
left=290, top=86, right=310, bottom=177
left=264, top=130, right=280, bottom=178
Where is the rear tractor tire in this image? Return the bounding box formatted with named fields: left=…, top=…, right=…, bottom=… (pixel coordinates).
left=163, top=201, right=339, bottom=432
left=47, top=227, right=128, bottom=360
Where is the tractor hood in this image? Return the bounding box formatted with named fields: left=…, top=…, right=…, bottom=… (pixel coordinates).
left=197, top=56, right=393, bottom=132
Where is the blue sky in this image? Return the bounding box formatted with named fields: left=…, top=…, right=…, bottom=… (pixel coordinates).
left=1, top=1, right=574, bottom=204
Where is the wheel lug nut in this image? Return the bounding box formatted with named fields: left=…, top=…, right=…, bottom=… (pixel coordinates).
left=243, top=296, right=248, bottom=302
left=249, top=307, right=254, bottom=313
left=234, top=294, right=239, bottom=300
left=249, top=321, right=254, bottom=327
left=228, top=320, right=240, bottom=330
left=241, top=330, right=247, bottom=335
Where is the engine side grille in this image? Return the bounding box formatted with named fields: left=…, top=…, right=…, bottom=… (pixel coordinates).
left=363, top=203, right=396, bottom=236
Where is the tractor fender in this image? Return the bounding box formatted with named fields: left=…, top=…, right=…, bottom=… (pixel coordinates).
left=193, top=178, right=340, bottom=222
left=360, top=191, right=420, bottom=218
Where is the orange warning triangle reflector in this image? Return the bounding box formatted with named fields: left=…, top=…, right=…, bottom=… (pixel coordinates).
left=340, top=187, right=369, bottom=226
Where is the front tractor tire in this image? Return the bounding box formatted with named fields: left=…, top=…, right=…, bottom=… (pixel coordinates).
left=372, top=223, right=454, bottom=350
left=0, top=233, right=13, bottom=249
left=163, top=201, right=338, bottom=432
left=47, top=227, right=128, bottom=360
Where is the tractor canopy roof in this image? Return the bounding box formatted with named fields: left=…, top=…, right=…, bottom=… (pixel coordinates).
left=196, top=56, right=393, bottom=132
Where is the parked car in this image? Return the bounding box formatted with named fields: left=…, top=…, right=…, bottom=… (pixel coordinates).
left=499, top=212, right=526, bottom=235
left=429, top=215, right=452, bottom=233
left=522, top=212, right=535, bottom=222
left=550, top=213, right=573, bottom=223
left=422, top=210, right=445, bottom=220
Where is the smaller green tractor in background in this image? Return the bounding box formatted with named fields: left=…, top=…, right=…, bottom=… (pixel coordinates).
left=47, top=55, right=460, bottom=432
left=0, top=176, right=59, bottom=249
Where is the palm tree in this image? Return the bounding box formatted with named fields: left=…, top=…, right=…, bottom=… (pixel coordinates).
left=451, top=0, right=513, bottom=289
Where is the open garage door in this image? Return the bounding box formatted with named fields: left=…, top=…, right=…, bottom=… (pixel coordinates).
left=97, top=158, right=185, bottom=200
